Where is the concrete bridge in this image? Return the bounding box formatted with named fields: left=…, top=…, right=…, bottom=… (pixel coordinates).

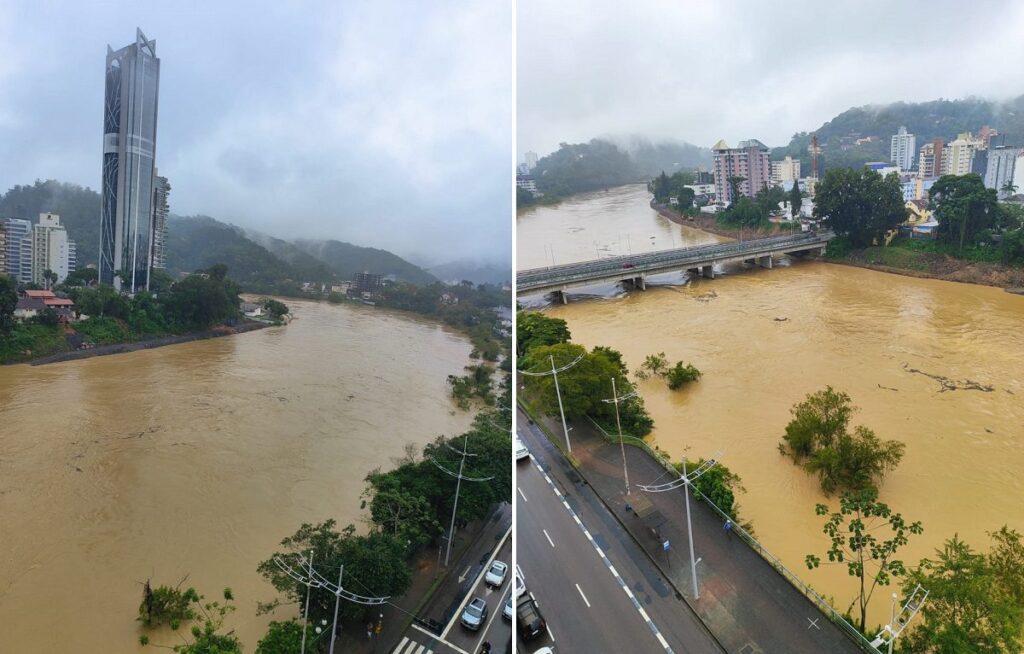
left=518, top=230, right=834, bottom=302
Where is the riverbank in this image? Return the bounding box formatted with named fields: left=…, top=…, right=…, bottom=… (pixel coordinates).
left=652, top=201, right=796, bottom=241
left=828, top=245, right=1024, bottom=290
left=12, top=320, right=272, bottom=367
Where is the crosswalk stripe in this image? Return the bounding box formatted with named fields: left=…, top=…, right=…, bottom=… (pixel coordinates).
left=393, top=637, right=409, bottom=654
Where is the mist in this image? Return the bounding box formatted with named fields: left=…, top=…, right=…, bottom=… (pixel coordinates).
left=518, top=0, right=1024, bottom=159
left=0, top=0, right=512, bottom=265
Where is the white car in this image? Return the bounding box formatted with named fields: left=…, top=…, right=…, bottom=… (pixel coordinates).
left=502, top=594, right=513, bottom=620
left=514, top=565, right=526, bottom=597
left=484, top=559, right=508, bottom=587
left=514, top=437, right=529, bottom=461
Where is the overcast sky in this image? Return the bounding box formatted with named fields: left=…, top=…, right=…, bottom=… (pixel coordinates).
left=518, top=0, right=1024, bottom=160
left=0, top=0, right=512, bottom=266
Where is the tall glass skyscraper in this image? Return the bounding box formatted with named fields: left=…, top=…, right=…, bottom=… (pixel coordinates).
left=99, top=28, right=160, bottom=293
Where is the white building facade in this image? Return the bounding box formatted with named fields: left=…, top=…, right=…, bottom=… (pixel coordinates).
left=890, top=126, right=916, bottom=171
left=31, top=213, right=76, bottom=285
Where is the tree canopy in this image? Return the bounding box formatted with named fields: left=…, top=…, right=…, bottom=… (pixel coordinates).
left=929, top=174, right=1000, bottom=253
left=814, top=167, right=907, bottom=247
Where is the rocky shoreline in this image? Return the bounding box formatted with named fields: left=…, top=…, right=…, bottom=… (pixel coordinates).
left=25, top=320, right=272, bottom=366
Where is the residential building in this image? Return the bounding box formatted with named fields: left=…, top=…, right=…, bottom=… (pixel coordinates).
left=919, top=139, right=944, bottom=177
left=711, top=138, right=771, bottom=205
left=151, top=171, right=170, bottom=269
left=984, top=146, right=1021, bottom=198
left=865, top=161, right=900, bottom=177
left=14, top=289, right=76, bottom=322
left=770, top=156, right=801, bottom=185
left=524, top=151, right=538, bottom=170
left=979, top=126, right=999, bottom=148
left=100, top=28, right=161, bottom=293
left=693, top=170, right=714, bottom=185
left=972, top=148, right=989, bottom=176
left=942, top=133, right=982, bottom=176
left=516, top=174, right=537, bottom=194
left=0, top=221, right=6, bottom=275
left=351, top=272, right=383, bottom=296
left=685, top=183, right=715, bottom=196
left=0, top=218, right=33, bottom=283
left=901, top=176, right=937, bottom=202
left=890, top=126, right=916, bottom=171
left=1015, top=152, right=1024, bottom=197
left=32, top=213, right=75, bottom=286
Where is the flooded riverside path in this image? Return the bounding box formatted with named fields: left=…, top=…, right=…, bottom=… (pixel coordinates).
left=0, top=298, right=474, bottom=651
left=520, top=184, right=1024, bottom=626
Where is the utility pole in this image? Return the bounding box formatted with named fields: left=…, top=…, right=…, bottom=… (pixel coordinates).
left=329, top=564, right=343, bottom=654
left=639, top=453, right=722, bottom=600
left=273, top=553, right=390, bottom=654
left=431, top=433, right=494, bottom=566
left=601, top=377, right=639, bottom=495
left=520, top=353, right=584, bottom=453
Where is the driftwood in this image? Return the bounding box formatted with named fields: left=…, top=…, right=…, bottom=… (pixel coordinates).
left=902, top=363, right=994, bottom=392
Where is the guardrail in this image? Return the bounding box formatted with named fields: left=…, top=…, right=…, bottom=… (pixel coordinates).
left=584, top=416, right=880, bottom=654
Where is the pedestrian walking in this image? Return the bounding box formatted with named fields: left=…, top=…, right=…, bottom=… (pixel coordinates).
left=366, top=621, right=373, bottom=640
left=723, top=519, right=733, bottom=537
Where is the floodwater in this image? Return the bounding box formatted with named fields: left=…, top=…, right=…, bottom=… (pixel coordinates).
left=0, top=298, right=474, bottom=651
left=521, top=184, right=1024, bottom=626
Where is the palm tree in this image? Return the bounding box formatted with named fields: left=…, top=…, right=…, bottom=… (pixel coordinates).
left=1001, top=179, right=1019, bottom=199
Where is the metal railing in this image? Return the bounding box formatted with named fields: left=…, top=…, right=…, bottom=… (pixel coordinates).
left=585, top=416, right=880, bottom=653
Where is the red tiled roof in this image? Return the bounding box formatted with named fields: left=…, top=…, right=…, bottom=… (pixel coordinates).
left=43, top=298, right=75, bottom=307
left=24, top=290, right=57, bottom=299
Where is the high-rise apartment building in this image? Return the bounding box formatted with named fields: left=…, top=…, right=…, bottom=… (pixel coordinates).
left=942, top=133, right=982, bottom=176
left=151, top=170, right=170, bottom=269
left=711, top=139, right=771, bottom=205
left=99, top=28, right=161, bottom=293
left=919, top=139, right=944, bottom=178
left=985, top=146, right=1021, bottom=198
left=32, top=213, right=75, bottom=286
left=0, top=222, right=6, bottom=275
left=770, top=156, right=801, bottom=185
left=524, top=151, right=538, bottom=170
left=890, top=126, right=916, bottom=171
left=0, top=217, right=34, bottom=283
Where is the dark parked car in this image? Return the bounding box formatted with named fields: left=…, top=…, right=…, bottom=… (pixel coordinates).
left=516, top=594, right=546, bottom=642
left=621, top=262, right=635, bottom=269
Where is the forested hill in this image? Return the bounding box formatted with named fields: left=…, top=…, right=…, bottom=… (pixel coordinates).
left=773, top=94, right=1024, bottom=172
left=529, top=138, right=711, bottom=198
left=0, top=179, right=437, bottom=291
left=293, top=239, right=437, bottom=286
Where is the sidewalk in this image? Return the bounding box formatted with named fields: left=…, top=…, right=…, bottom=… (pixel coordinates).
left=529, top=407, right=866, bottom=654
left=327, top=503, right=511, bottom=654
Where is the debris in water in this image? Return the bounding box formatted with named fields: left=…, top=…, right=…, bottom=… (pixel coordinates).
left=901, top=363, right=994, bottom=392
left=877, top=384, right=899, bottom=392
left=773, top=317, right=788, bottom=322
left=696, top=290, right=718, bottom=303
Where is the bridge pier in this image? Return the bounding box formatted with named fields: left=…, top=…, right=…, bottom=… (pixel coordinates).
left=701, top=265, right=715, bottom=279
left=559, top=289, right=568, bottom=304
left=637, top=276, right=646, bottom=290
left=758, top=255, right=773, bottom=269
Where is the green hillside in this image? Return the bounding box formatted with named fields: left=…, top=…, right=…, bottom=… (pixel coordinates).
left=294, top=239, right=437, bottom=285
left=773, top=94, right=1024, bottom=172
left=0, top=180, right=101, bottom=264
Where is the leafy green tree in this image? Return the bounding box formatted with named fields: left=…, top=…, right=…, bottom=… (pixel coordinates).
left=902, top=527, right=1024, bottom=653
left=0, top=273, right=18, bottom=335
left=727, top=175, right=745, bottom=203
left=256, top=619, right=304, bottom=654
left=258, top=521, right=413, bottom=626
left=814, top=167, right=906, bottom=247
left=789, top=183, right=803, bottom=219
left=70, top=284, right=130, bottom=320
left=520, top=343, right=622, bottom=418
left=516, top=311, right=570, bottom=355
left=806, top=489, right=923, bottom=632
left=162, top=273, right=241, bottom=331
left=930, top=174, right=999, bottom=254
left=720, top=196, right=770, bottom=229
left=678, top=458, right=744, bottom=520
left=754, top=185, right=786, bottom=215
left=1000, top=178, right=1019, bottom=199
left=652, top=171, right=671, bottom=203
left=363, top=480, right=443, bottom=552
left=637, top=352, right=668, bottom=379
left=780, top=387, right=903, bottom=494
left=259, top=297, right=289, bottom=319
left=62, top=267, right=98, bottom=287
left=666, top=362, right=701, bottom=390
left=138, top=580, right=198, bottom=628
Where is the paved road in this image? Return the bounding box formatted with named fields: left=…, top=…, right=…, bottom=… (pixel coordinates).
left=517, top=412, right=723, bottom=654
left=443, top=534, right=513, bottom=654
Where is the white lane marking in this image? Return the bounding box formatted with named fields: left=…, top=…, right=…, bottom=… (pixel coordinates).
left=440, top=526, right=512, bottom=640
left=530, top=455, right=674, bottom=653
left=518, top=487, right=528, bottom=502
left=393, top=637, right=409, bottom=654
left=543, top=529, right=555, bottom=548
left=575, top=583, right=592, bottom=608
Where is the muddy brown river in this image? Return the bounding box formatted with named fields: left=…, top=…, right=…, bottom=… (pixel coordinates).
left=520, top=185, right=1024, bottom=626
left=0, top=298, right=474, bottom=651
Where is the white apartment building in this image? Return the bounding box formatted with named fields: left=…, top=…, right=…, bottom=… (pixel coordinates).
left=770, top=156, right=801, bottom=185
left=890, top=126, right=916, bottom=171
left=942, top=133, right=982, bottom=176
left=984, top=146, right=1021, bottom=198
left=31, top=213, right=76, bottom=286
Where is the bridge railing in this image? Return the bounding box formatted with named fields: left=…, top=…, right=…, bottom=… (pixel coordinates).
left=585, top=416, right=880, bottom=654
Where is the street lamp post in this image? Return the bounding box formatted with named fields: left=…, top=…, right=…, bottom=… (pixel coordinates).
left=519, top=353, right=584, bottom=453
left=273, top=553, right=390, bottom=654
left=601, top=377, right=638, bottom=495
left=431, top=434, right=494, bottom=567
left=638, top=453, right=722, bottom=601
left=870, top=584, right=929, bottom=654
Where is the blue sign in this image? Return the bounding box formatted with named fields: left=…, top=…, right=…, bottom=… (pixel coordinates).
left=663, top=540, right=671, bottom=552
